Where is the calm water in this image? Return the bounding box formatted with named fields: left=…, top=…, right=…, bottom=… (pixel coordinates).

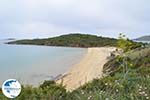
left=134, top=40, right=150, bottom=43
left=0, top=40, right=87, bottom=86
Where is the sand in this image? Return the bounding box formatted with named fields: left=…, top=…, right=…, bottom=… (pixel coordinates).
left=56, top=47, right=117, bottom=91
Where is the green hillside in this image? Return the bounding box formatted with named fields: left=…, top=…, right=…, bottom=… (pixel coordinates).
left=7, top=34, right=117, bottom=47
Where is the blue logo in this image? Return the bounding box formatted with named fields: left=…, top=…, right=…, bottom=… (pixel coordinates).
left=2, top=79, right=21, bottom=98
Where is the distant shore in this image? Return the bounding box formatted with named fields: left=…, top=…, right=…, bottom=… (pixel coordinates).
left=56, top=47, right=117, bottom=91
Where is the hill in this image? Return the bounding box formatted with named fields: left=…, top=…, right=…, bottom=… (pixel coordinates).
left=134, top=35, right=150, bottom=41
left=7, top=34, right=117, bottom=47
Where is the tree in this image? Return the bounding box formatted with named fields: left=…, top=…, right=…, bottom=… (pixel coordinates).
left=117, top=33, right=134, bottom=52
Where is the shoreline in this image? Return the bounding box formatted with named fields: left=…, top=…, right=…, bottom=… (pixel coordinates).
left=56, top=47, right=117, bottom=91
left=5, top=43, right=89, bottom=49
left=0, top=44, right=87, bottom=87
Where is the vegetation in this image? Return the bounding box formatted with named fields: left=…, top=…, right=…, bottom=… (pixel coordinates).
left=70, top=39, right=150, bottom=100
left=0, top=81, right=67, bottom=100
left=7, top=34, right=118, bottom=47
left=1, top=34, right=149, bottom=100
left=117, top=33, right=143, bottom=52
left=0, top=46, right=149, bottom=100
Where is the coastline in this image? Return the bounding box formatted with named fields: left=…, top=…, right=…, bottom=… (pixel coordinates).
left=5, top=43, right=88, bottom=49
left=56, top=47, right=117, bottom=91
left=0, top=44, right=87, bottom=87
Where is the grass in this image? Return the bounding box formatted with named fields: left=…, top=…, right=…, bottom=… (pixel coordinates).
left=0, top=47, right=149, bottom=100
left=70, top=68, right=150, bottom=100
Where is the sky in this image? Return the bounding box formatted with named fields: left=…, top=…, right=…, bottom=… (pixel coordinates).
left=0, top=0, right=150, bottom=39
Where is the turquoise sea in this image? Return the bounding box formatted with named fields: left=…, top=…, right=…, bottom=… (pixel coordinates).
left=0, top=40, right=87, bottom=86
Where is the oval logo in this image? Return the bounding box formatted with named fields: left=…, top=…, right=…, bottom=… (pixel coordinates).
left=2, top=79, right=21, bottom=98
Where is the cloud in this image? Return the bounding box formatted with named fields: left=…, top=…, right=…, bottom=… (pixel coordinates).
left=0, top=0, right=150, bottom=39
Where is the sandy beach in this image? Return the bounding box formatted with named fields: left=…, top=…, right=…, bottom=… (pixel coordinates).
left=56, top=47, right=117, bottom=91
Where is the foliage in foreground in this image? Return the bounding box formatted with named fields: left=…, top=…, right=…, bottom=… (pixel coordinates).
left=1, top=34, right=149, bottom=100
left=117, top=33, right=143, bottom=52
left=0, top=47, right=149, bottom=100
left=72, top=47, right=150, bottom=100
left=0, top=81, right=67, bottom=100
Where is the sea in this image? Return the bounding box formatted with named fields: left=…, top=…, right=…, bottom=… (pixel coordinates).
left=0, top=40, right=87, bottom=86
left=134, top=40, right=150, bottom=44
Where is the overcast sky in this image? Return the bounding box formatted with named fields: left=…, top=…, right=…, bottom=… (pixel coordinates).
left=0, top=0, right=150, bottom=39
